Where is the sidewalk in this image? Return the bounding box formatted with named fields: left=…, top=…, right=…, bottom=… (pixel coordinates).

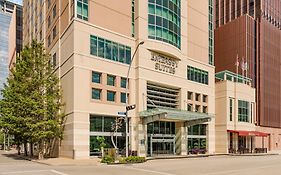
left=34, top=157, right=101, bottom=166
left=0, top=150, right=101, bottom=166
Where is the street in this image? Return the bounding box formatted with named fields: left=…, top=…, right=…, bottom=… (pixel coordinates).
left=0, top=151, right=281, bottom=175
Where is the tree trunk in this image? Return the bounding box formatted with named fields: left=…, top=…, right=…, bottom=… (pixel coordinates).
left=30, top=143, right=34, bottom=157
left=17, top=144, right=20, bottom=155
left=24, top=142, right=28, bottom=156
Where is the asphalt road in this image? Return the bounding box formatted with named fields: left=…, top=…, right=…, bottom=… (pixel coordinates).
left=0, top=151, right=281, bottom=175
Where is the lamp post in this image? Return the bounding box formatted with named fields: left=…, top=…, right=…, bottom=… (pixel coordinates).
left=125, top=41, right=144, bottom=157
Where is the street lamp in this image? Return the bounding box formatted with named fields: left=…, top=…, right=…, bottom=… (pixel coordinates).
left=125, top=41, right=144, bottom=157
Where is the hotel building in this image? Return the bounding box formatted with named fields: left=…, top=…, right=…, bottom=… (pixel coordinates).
left=215, top=0, right=281, bottom=151
left=23, top=0, right=216, bottom=159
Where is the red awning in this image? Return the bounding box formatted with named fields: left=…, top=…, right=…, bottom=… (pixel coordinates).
left=227, top=130, right=269, bottom=137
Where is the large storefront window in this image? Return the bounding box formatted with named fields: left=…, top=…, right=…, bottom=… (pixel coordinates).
left=89, top=115, right=126, bottom=156
left=148, top=0, right=181, bottom=49
left=187, top=124, right=207, bottom=154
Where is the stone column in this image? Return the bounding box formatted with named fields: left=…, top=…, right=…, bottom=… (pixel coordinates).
left=175, top=122, right=187, bottom=155
left=138, top=123, right=147, bottom=157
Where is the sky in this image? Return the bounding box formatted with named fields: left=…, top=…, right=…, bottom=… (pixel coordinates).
left=10, top=0, right=22, bottom=5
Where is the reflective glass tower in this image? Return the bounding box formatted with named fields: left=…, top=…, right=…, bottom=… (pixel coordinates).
left=0, top=12, right=11, bottom=99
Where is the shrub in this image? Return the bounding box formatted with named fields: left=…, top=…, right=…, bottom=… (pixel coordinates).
left=124, top=156, right=146, bottom=163
left=101, top=155, right=114, bottom=164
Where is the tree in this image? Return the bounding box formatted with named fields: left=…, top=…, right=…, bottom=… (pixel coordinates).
left=0, top=40, right=65, bottom=159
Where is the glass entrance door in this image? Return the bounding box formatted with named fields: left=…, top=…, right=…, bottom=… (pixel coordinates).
left=148, top=134, right=176, bottom=156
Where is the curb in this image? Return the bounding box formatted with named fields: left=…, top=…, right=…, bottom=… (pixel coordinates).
left=229, top=153, right=279, bottom=156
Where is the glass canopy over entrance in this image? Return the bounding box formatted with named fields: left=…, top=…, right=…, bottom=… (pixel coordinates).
left=140, top=108, right=213, bottom=157
left=140, top=108, right=212, bottom=125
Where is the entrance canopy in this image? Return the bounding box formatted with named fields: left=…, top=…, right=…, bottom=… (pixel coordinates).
left=227, top=130, right=269, bottom=137
left=139, top=108, right=213, bottom=125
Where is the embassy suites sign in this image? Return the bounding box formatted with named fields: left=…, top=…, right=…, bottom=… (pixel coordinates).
left=151, top=53, right=179, bottom=75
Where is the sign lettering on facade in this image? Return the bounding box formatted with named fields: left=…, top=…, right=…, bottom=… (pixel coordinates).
left=151, top=53, right=179, bottom=74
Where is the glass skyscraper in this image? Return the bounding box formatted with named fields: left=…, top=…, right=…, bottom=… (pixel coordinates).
left=0, top=12, right=11, bottom=99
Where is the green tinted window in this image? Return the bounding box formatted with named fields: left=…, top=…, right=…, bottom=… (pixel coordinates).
left=92, top=88, right=101, bottom=100
left=121, top=78, right=127, bottom=88
left=92, top=72, right=101, bottom=83
left=107, top=91, right=116, bottom=102
left=90, top=35, right=131, bottom=65
left=187, top=66, right=209, bottom=85
left=107, top=75, right=115, bottom=86
left=77, top=0, right=88, bottom=21
left=238, top=100, right=249, bottom=122
left=121, top=93, right=126, bottom=103
left=148, top=0, right=181, bottom=49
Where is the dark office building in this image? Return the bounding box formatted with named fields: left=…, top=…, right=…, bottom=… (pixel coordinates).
left=215, top=0, right=281, bottom=150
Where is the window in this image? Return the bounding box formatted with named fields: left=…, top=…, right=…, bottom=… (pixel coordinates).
left=121, top=78, right=127, bottom=88
left=208, top=0, right=214, bottom=65
left=90, top=35, right=131, bottom=65
left=203, top=106, right=208, bottom=113
left=77, top=0, right=88, bottom=21
left=48, top=35, right=51, bottom=46
left=107, top=91, right=116, bottom=102
left=203, top=95, right=208, bottom=103
left=90, top=116, right=125, bottom=132
left=53, top=4, right=56, bottom=18
left=52, top=53, right=56, bottom=67
left=195, top=105, right=201, bottom=113
left=238, top=100, right=249, bottom=122
left=48, top=16, right=51, bottom=28
left=92, top=72, right=101, bottom=83
left=188, top=91, right=193, bottom=100
left=195, top=93, right=201, bottom=102
left=47, top=0, right=51, bottom=8
left=147, top=121, right=175, bottom=135
left=92, top=88, right=101, bottom=100
left=229, top=98, right=233, bottom=121
left=188, top=124, right=206, bottom=136
left=107, top=75, right=116, bottom=86
left=39, top=12, right=43, bottom=24
left=187, top=66, right=209, bottom=85
left=148, top=0, right=181, bottom=48
left=132, top=0, right=135, bottom=37
left=121, top=93, right=126, bottom=103
left=187, top=124, right=207, bottom=153
left=187, top=104, right=193, bottom=111
left=52, top=26, right=57, bottom=39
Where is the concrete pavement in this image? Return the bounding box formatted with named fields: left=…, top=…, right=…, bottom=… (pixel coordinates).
left=1, top=150, right=281, bottom=175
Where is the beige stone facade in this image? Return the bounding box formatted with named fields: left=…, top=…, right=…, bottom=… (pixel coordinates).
left=215, top=71, right=271, bottom=154
left=23, top=0, right=215, bottom=159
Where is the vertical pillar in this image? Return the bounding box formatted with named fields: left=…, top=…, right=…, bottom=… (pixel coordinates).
left=138, top=123, right=147, bottom=157
left=234, top=133, right=238, bottom=150
left=175, top=122, right=187, bottom=155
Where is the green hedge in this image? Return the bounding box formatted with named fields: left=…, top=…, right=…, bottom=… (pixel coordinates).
left=101, top=155, right=115, bottom=164
left=123, top=156, right=146, bottom=163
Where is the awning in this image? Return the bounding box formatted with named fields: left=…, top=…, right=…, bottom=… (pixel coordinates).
left=139, top=108, right=213, bottom=125
left=227, top=130, right=269, bottom=137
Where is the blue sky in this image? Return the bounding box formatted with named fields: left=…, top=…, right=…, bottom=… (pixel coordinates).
left=10, top=0, right=22, bottom=5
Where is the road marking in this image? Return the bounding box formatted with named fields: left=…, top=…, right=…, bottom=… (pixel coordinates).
left=0, top=170, right=50, bottom=174
left=203, top=164, right=278, bottom=175
left=50, top=170, right=69, bottom=175
left=121, top=166, right=176, bottom=175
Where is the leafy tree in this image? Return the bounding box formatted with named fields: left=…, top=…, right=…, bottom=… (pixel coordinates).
left=0, top=41, right=65, bottom=159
